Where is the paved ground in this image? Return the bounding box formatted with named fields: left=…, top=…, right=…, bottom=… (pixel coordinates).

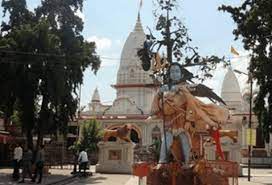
left=64, top=167, right=272, bottom=185
left=0, top=166, right=133, bottom=185
left=238, top=168, right=272, bottom=185
left=1, top=167, right=272, bottom=185
left=68, top=173, right=135, bottom=185
left=0, top=168, right=74, bottom=185
left=68, top=167, right=272, bottom=185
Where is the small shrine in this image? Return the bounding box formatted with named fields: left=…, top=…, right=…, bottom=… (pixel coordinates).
left=96, top=140, right=135, bottom=174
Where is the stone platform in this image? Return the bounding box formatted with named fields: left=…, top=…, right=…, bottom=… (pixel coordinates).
left=96, top=141, right=135, bottom=174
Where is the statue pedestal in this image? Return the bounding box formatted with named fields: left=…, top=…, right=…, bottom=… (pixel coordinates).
left=96, top=141, right=135, bottom=174
left=205, top=142, right=242, bottom=176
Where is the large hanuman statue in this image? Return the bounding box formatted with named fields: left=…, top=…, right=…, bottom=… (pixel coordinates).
left=138, top=34, right=230, bottom=166
left=150, top=84, right=229, bottom=166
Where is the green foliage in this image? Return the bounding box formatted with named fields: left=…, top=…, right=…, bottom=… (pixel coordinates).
left=68, top=140, right=81, bottom=153
left=0, top=111, right=4, bottom=118
left=70, top=119, right=102, bottom=153
left=219, top=0, right=272, bottom=142
left=150, top=0, right=227, bottom=81
left=0, top=0, right=101, bottom=148
left=10, top=111, right=22, bottom=127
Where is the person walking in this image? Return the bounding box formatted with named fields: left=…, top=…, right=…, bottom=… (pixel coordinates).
left=19, top=147, right=33, bottom=183
left=32, top=144, right=45, bottom=184
left=78, top=148, right=88, bottom=176
left=12, top=143, right=23, bottom=180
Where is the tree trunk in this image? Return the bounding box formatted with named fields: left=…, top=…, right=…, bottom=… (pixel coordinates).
left=26, top=129, right=33, bottom=150
left=3, top=95, right=16, bottom=131
left=37, top=131, right=44, bottom=150
left=268, top=90, right=272, bottom=143
left=36, top=94, right=49, bottom=150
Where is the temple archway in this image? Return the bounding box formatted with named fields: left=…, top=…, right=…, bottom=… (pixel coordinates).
left=130, top=129, right=140, bottom=143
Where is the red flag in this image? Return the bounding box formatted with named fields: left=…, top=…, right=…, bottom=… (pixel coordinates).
left=211, top=129, right=225, bottom=160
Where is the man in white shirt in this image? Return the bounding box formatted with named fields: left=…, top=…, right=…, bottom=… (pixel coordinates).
left=78, top=148, right=88, bottom=176
left=13, top=143, right=23, bottom=180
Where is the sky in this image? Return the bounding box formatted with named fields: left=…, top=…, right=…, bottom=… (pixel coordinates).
left=0, top=0, right=250, bottom=109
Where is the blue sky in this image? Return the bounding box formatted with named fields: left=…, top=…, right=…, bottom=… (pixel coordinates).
left=1, top=0, right=250, bottom=108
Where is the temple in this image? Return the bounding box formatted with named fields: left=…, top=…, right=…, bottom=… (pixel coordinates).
left=81, top=16, right=161, bottom=147
left=80, top=16, right=272, bottom=168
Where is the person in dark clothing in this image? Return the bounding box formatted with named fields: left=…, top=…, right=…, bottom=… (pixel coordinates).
left=18, top=147, right=33, bottom=183
left=32, top=144, right=45, bottom=184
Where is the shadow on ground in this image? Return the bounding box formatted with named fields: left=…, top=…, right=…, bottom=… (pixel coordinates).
left=0, top=174, right=73, bottom=185
left=80, top=176, right=107, bottom=184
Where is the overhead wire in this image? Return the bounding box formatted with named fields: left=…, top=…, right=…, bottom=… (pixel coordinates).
left=0, top=48, right=251, bottom=78
left=0, top=49, right=251, bottom=64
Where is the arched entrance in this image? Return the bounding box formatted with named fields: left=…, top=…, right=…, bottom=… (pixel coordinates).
left=130, top=129, right=139, bottom=143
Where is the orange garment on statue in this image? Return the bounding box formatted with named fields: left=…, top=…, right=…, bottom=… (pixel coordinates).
left=181, top=87, right=229, bottom=130
left=150, top=86, right=229, bottom=131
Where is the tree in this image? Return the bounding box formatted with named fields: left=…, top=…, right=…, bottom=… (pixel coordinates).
left=0, top=0, right=38, bottom=149
left=140, top=0, right=227, bottom=81
left=219, top=1, right=272, bottom=142
left=0, top=0, right=101, bottom=149
left=70, top=119, right=102, bottom=153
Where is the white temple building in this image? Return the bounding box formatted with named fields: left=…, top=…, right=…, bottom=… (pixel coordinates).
left=81, top=16, right=162, bottom=146
left=80, top=16, right=272, bottom=167
left=205, top=68, right=272, bottom=167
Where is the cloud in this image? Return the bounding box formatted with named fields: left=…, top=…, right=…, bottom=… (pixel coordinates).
left=86, top=37, right=123, bottom=68
left=87, top=36, right=112, bottom=50
left=100, top=55, right=119, bottom=67
left=101, top=58, right=119, bottom=67
left=115, top=39, right=123, bottom=46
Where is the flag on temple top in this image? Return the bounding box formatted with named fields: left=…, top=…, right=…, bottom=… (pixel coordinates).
left=230, top=46, right=240, bottom=56
left=139, top=0, right=143, bottom=9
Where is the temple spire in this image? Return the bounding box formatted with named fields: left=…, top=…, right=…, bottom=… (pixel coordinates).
left=134, top=13, right=144, bottom=32
left=91, top=87, right=101, bottom=103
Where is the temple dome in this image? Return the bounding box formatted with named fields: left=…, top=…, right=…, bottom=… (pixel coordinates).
left=117, top=15, right=152, bottom=85
left=112, top=15, right=156, bottom=114
left=221, top=68, right=243, bottom=110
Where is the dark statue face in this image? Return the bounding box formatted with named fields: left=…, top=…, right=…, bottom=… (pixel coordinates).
left=169, top=63, right=183, bottom=83
left=170, top=65, right=181, bottom=81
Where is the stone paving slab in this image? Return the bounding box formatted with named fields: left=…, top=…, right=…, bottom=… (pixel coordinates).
left=239, top=177, right=272, bottom=185
left=239, top=168, right=272, bottom=185
left=0, top=168, right=73, bottom=185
